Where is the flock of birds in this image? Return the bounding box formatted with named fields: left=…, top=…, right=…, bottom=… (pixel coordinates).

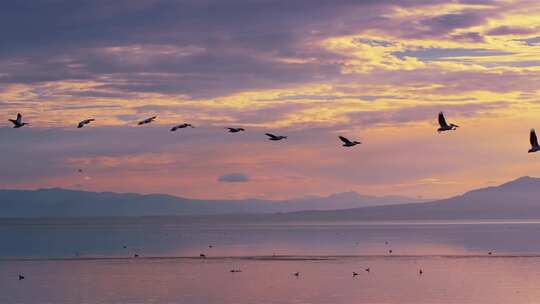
left=8, top=111, right=540, bottom=151
left=17, top=240, right=500, bottom=281
left=5, top=110, right=522, bottom=281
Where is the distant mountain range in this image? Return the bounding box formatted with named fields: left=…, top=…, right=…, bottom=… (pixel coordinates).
left=0, top=188, right=422, bottom=218
left=3, top=176, right=540, bottom=220
left=267, top=176, right=540, bottom=221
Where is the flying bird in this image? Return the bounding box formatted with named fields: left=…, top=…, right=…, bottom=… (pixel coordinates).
left=138, top=116, right=157, bottom=126
left=529, top=129, right=540, bottom=153
left=9, top=113, right=28, bottom=128
left=266, top=133, right=287, bottom=141
left=77, top=118, right=95, bottom=128
left=170, top=123, right=194, bottom=131
left=437, top=112, right=459, bottom=132
left=339, top=136, right=361, bottom=147
left=226, top=127, right=245, bottom=133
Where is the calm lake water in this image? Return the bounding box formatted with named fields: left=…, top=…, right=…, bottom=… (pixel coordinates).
left=3, top=218, right=540, bottom=303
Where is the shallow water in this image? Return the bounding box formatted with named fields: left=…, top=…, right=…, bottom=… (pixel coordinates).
left=3, top=218, right=540, bottom=303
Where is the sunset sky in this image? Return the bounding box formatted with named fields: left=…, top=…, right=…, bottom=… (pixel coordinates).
left=2, top=0, right=540, bottom=200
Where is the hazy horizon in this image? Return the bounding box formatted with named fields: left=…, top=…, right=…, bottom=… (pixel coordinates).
left=0, top=174, right=536, bottom=202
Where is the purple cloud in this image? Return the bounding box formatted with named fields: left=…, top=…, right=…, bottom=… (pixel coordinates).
left=486, top=26, right=537, bottom=36
left=218, top=173, right=250, bottom=183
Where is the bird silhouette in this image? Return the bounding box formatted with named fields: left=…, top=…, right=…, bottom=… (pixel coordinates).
left=170, top=123, right=194, bottom=131
left=353, top=272, right=359, bottom=277
left=339, top=136, right=361, bottom=147
left=77, top=118, right=95, bottom=128
left=529, top=129, right=540, bottom=153
left=437, top=112, right=459, bottom=132
left=137, top=116, right=157, bottom=126
left=226, top=127, right=245, bottom=133
left=18, top=274, right=25, bottom=280
left=200, top=253, right=206, bottom=259
left=9, top=113, right=28, bottom=128
left=293, top=272, right=300, bottom=277
left=266, top=133, right=287, bottom=141
left=365, top=268, right=370, bottom=273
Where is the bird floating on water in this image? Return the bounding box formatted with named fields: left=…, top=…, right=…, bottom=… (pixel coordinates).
left=353, top=272, right=359, bottom=277
left=437, top=112, right=459, bottom=133
left=9, top=113, right=28, bottom=128
left=230, top=269, right=242, bottom=273
left=18, top=274, right=25, bottom=280
left=171, top=123, right=194, bottom=131
left=266, top=133, right=287, bottom=141
left=138, top=116, right=157, bottom=126
left=200, top=253, right=206, bottom=259
left=77, top=118, right=95, bottom=128
left=226, top=127, right=245, bottom=133
left=339, top=136, right=361, bottom=147
left=365, top=268, right=370, bottom=273
left=529, top=129, right=540, bottom=153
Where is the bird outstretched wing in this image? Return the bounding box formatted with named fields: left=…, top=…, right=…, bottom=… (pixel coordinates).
left=265, top=133, right=278, bottom=139
left=438, top=112, right=448, bottom=128
left=531, top=129, right=539, bottom=148
left=339, top=136, right=353, bottom=145
left=139, top=116, right=156, bottom=125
